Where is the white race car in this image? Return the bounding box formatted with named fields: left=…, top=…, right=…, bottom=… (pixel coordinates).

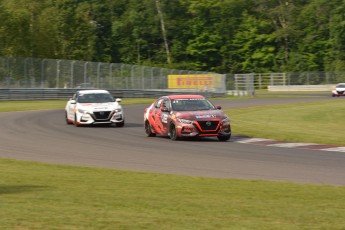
left=65, top=89, right=125, bottom=127
left=332, top=83, right=345, bottom=97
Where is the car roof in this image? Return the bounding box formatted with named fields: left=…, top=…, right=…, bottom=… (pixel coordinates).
left=167, top=94, right=205, bottom=99
left=77, top=89, right=110, bottom=94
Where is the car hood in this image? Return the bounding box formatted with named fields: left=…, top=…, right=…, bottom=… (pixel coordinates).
left=77, top=102, right=121, bottom=111
left=175, top=110, right=227, bottom=120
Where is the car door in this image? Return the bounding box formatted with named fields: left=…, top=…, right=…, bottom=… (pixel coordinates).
left=151, top=98, right=165, bottom=134
left=66, top=93, right=77, bottom=120
left=159, top=98, right=171, bottom=134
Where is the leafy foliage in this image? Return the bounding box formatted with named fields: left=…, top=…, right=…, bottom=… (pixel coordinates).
left=1, top=0, right=345, bottom=73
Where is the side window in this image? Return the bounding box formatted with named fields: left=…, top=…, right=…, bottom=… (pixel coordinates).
left=154, top=99, right=163, bottom=108
left=162, top=99, right=170, bottom=109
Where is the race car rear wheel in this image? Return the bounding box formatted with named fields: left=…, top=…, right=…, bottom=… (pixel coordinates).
left=145, top=120, right=156, bottom=137
left=217, top=134, right=231, bottom=142
left=169, top=124, right=179, bottom=141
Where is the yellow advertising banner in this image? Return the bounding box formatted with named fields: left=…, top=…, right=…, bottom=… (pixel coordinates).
left=168, top=74, right=221, bottom=89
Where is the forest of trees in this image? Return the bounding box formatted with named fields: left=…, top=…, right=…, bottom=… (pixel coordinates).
left=1, top=0, right=345, bottom=74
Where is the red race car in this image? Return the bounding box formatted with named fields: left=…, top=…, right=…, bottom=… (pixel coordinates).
left=144, top=95, right=231, bottom=141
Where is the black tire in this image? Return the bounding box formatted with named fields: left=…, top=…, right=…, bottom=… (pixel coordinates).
left=217, top=134, right=231, bottom=142
left=169, top=124, right=179, bottom=140
left=65, top=111, right=73, bottom=125
left=145, top=121, right=156, bottom=137
left=116, top=121, right=125, bottom=127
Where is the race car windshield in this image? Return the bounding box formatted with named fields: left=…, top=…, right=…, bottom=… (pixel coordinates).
left=171, top=99, right=215, bottom=111
left=337, top=84, right=345, bottom=88
left=77, top=93, right=114, bottom=103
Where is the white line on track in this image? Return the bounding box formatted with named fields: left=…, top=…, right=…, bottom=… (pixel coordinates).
left=321, top=147, right=345, bottom=152
left=232, top=137, right=345, bottom=153
left=267, top=143, right=317, bottom=148
left=235, top=138, right=273, bottom=143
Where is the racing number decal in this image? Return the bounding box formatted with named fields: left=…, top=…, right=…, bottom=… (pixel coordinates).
left=161, top=113, right=168, bottom=123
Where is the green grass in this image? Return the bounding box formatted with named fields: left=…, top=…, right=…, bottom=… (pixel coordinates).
left=2, top=158, right=345, bottom=230
left=226, top=100, right=345, bottom=145
left=0, top=98, right=155, bottom=112
left=0, top=100, right=66, bottom=112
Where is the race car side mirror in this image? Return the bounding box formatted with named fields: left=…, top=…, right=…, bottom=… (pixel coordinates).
left=115, top=98, right=122, bottom=103
left=70, top=100, right=76, bottom=104
left=216, top=105, right=222, bottom=110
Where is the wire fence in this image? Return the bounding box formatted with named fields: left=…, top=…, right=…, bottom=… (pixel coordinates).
left=2, top=57, right=345, bottom=94
left=226, top=72, right=345, bottom=91
left=0, top=57, right=226, bottom=93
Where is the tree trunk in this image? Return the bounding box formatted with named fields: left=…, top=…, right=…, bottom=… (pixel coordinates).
left=155, top=0, right=171, bottom=64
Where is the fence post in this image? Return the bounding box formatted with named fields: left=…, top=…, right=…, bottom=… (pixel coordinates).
left=109, top=63, right=114, bottom=89
left=56, top=60, right=61, bottom=88
left=41, top=59, right=47, bottom=88
left=71, top=60, right=75, bottom=88
left=131, top=65, right=136, bottom=89
left=24, top=58, right=29, bottom=87
left=97, top=62, right=101, bottom=88
left=142, top=66, right=145, bottom=89
left=84, top=62, right=88, bottom=84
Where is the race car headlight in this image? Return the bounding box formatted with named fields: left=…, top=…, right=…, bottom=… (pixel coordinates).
left=114, top=108, right=122, bottom=113
left=177, top=118, right=193, bottom=124
left=78, top=108, right=88, bottom=113
left=222, top=117, right=230, bottom=124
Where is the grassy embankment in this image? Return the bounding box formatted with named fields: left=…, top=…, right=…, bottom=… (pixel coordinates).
left=2, top=158, right=345, bottom=229
left=226, top=99, right=345, bottom=146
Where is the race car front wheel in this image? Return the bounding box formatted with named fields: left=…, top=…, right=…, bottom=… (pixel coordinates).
left=145, top=120, right=156, bottom=137
left=169, top=124, right=179, bottom=141
left=74, top=114, right=81, bottom=127
left=218, top=134, right=231, bottom=142
left=65, top=112, right=73, bottom=125
left=116, top=121, right=125, bottom=127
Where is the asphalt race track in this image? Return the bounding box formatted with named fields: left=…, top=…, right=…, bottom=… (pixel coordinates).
left=1, top=97, right=345, bottom=186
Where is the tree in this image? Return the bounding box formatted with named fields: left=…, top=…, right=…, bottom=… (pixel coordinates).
left=155, top=0, right=171, bottom=64
left=254, top=0, right=305, bottom=71
left=328, top=0, right=345, bottom=71
left=290, top=0, right=334, bottom=71
left=230, top=11, right=277, bottom=73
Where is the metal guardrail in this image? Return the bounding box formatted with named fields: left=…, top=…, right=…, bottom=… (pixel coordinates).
left=0, top=88, right=226, bottom=100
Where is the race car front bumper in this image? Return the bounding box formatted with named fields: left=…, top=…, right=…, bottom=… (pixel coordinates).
left=332, top=90, right=345, bottom=96
left=176, top=120, right=231, bottom=137
left=78, top=111, right=124, bottom=125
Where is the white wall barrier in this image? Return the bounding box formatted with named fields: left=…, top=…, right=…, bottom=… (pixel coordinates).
left=267, top=85, right=334, bottom=91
